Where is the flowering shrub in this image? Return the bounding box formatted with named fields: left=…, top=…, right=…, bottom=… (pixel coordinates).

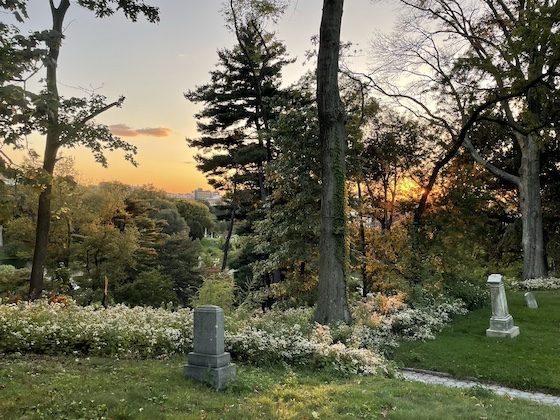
left=0, top=300, right=193, bottom=357
left=241, top=306, right=314, bottom=334
left=389, top=300, right=467, bottom=340
left=513, top=277, right=560, bottom=290
left=350, top=295, right=468, bottom=355
left=352, top=293, right=407, bottom=328
left=0, top=293, right=468, bottom=374
left=0, top=299, right=390, bottom=376
left=228, top=294, right=468, bottom=360
left=227, top=323, right=388, bottom=376
left=443, top=279, right=488, bottom=310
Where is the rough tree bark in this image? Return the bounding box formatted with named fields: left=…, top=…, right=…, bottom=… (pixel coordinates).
left=29, top=0, right=70, bottom=300
left=221, top=205, right=236, bottom=271
left=518, top=134, right=546, bottom=279
left=314, top=0, right=351, bottom=324
left=357, top=181, right=369, bottom=297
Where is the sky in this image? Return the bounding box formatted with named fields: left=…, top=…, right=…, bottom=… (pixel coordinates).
left=7, top=0, right=398, bottom=193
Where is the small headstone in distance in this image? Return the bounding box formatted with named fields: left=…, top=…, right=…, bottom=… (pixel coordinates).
left=524, top=291, right=538, bottom=309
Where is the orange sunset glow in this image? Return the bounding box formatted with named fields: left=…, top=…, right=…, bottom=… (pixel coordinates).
left=3, top=0, right=394, bottom=194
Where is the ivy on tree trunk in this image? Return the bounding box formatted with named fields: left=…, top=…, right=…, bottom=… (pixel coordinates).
left=314, top=0, right=351, bottom=324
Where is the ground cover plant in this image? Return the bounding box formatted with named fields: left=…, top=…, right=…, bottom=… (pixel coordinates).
left=0, top=290, right=472, bottom=376
left=0, top=299, right=389, bottom=376
left=1, top=355, right=560, bottom=420
left=394, top=291, right=560, bottom=394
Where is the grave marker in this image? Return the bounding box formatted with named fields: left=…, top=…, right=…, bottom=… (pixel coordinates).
left=184, top=305, right=235, bottom=390
left=524, top=291, right=538, bottom=309
left=486, top=274, right=520, bottom=338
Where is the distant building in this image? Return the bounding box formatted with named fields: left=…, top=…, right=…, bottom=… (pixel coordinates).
left=193, top=188, right=211, bottom=201
left=193, top=188, right=222, bottom=206
left=167, top=188, right=222, bottom=206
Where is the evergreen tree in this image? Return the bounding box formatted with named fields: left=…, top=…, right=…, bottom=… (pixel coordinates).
left=186, top=19, right=292, bottom=278
left=252, top=80, right=321, bottom=303
left=186, top=22, right=291, bottom=198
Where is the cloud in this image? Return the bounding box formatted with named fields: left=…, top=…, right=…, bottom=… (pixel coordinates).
left=109, top=124, right=172, bottom=138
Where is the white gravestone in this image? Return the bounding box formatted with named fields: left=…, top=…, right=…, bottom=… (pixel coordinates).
left=524, top=292, right=538, bottom=309
left=486, top=274, right=519, bottom=338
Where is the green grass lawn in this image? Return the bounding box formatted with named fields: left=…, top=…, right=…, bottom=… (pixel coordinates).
left=1, top=355, right=559, bottom=419
left=395, top=290, right=560, bottom=394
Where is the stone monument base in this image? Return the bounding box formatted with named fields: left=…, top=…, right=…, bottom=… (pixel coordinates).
left=486, top=315, right=519, bottom=337
left=188, top=351, right=231, bottom=368
left=184, top=363, right=236, bottom=390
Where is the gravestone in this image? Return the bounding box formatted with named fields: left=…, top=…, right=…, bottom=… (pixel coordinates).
left=524, top=291, right=538, bottom=309
left=184, top=305, right=235, bottom=390
left=486, top=274, right=520, bottom=338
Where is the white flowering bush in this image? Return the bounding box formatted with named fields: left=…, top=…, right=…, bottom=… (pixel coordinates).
left=350, top=295, right=468, bottom=355
left=241, top=306, right=314, bottom=333
left=0, top=299, right=390, bottom=376
left=0, top=300, right=193, bottom=357
left=350, top=324, right=400, bottom=355
left=512, top=277, right=560, bottom=290
left=0, top=293, right=467, bottom=374
left=389, top=300, right=467, bottom=340
left=227, top=295, right=468, bottom=361
left=226, top=323, right=389, bottom=376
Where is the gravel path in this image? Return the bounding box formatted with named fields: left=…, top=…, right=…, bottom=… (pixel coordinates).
left=401, top=368, right=560, bottom=407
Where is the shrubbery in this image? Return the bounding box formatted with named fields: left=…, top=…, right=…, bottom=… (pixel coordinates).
left=227, top=324, right=388, bottom=376
left=0, top=299, right=390, bottom=376
left=114, top=269, right=178, bottom=307
left=443, top=278, right=488, bottom=310
left=191, top=271, right=235, bottom=313
left=0, top=300, right=193, bottom=357
left=0, top=266, right=30, bottom=300
left=512, top=277, right=560, bottom=290
left=0, top=277, right=471, bottom=374
left=350, top=294, right=468, bottom=355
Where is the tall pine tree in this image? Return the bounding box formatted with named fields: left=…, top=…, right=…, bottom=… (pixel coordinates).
left=186, top=20, right=291, bottom=273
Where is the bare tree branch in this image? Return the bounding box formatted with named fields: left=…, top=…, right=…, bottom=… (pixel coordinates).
left=79, top=99, right=122, bottom=125
left=463, top=133, right=520, bottom=186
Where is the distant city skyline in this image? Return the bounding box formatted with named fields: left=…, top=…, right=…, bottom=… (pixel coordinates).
left=8, top=1, right=398, bottom=193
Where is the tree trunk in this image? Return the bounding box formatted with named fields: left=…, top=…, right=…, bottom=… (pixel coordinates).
left=29, top=0, right=70, bottom=299
left=381, top=177, right=389, bottom=231
left=519, top=135, right=547, bottom=279
left=29, top=147, right=58, bottom=299
left=102, top=276, right=109, bottom=309
left=357, top=181, right=369, bottom=297
left=221, top=204, right=236, bottom=271
left=314, top=0, right=350, bottom=324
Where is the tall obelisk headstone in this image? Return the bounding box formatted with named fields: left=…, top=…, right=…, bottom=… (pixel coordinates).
left=185, top=305, right=235, bottom=390
left=486, top=274, right=519, bottom=338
